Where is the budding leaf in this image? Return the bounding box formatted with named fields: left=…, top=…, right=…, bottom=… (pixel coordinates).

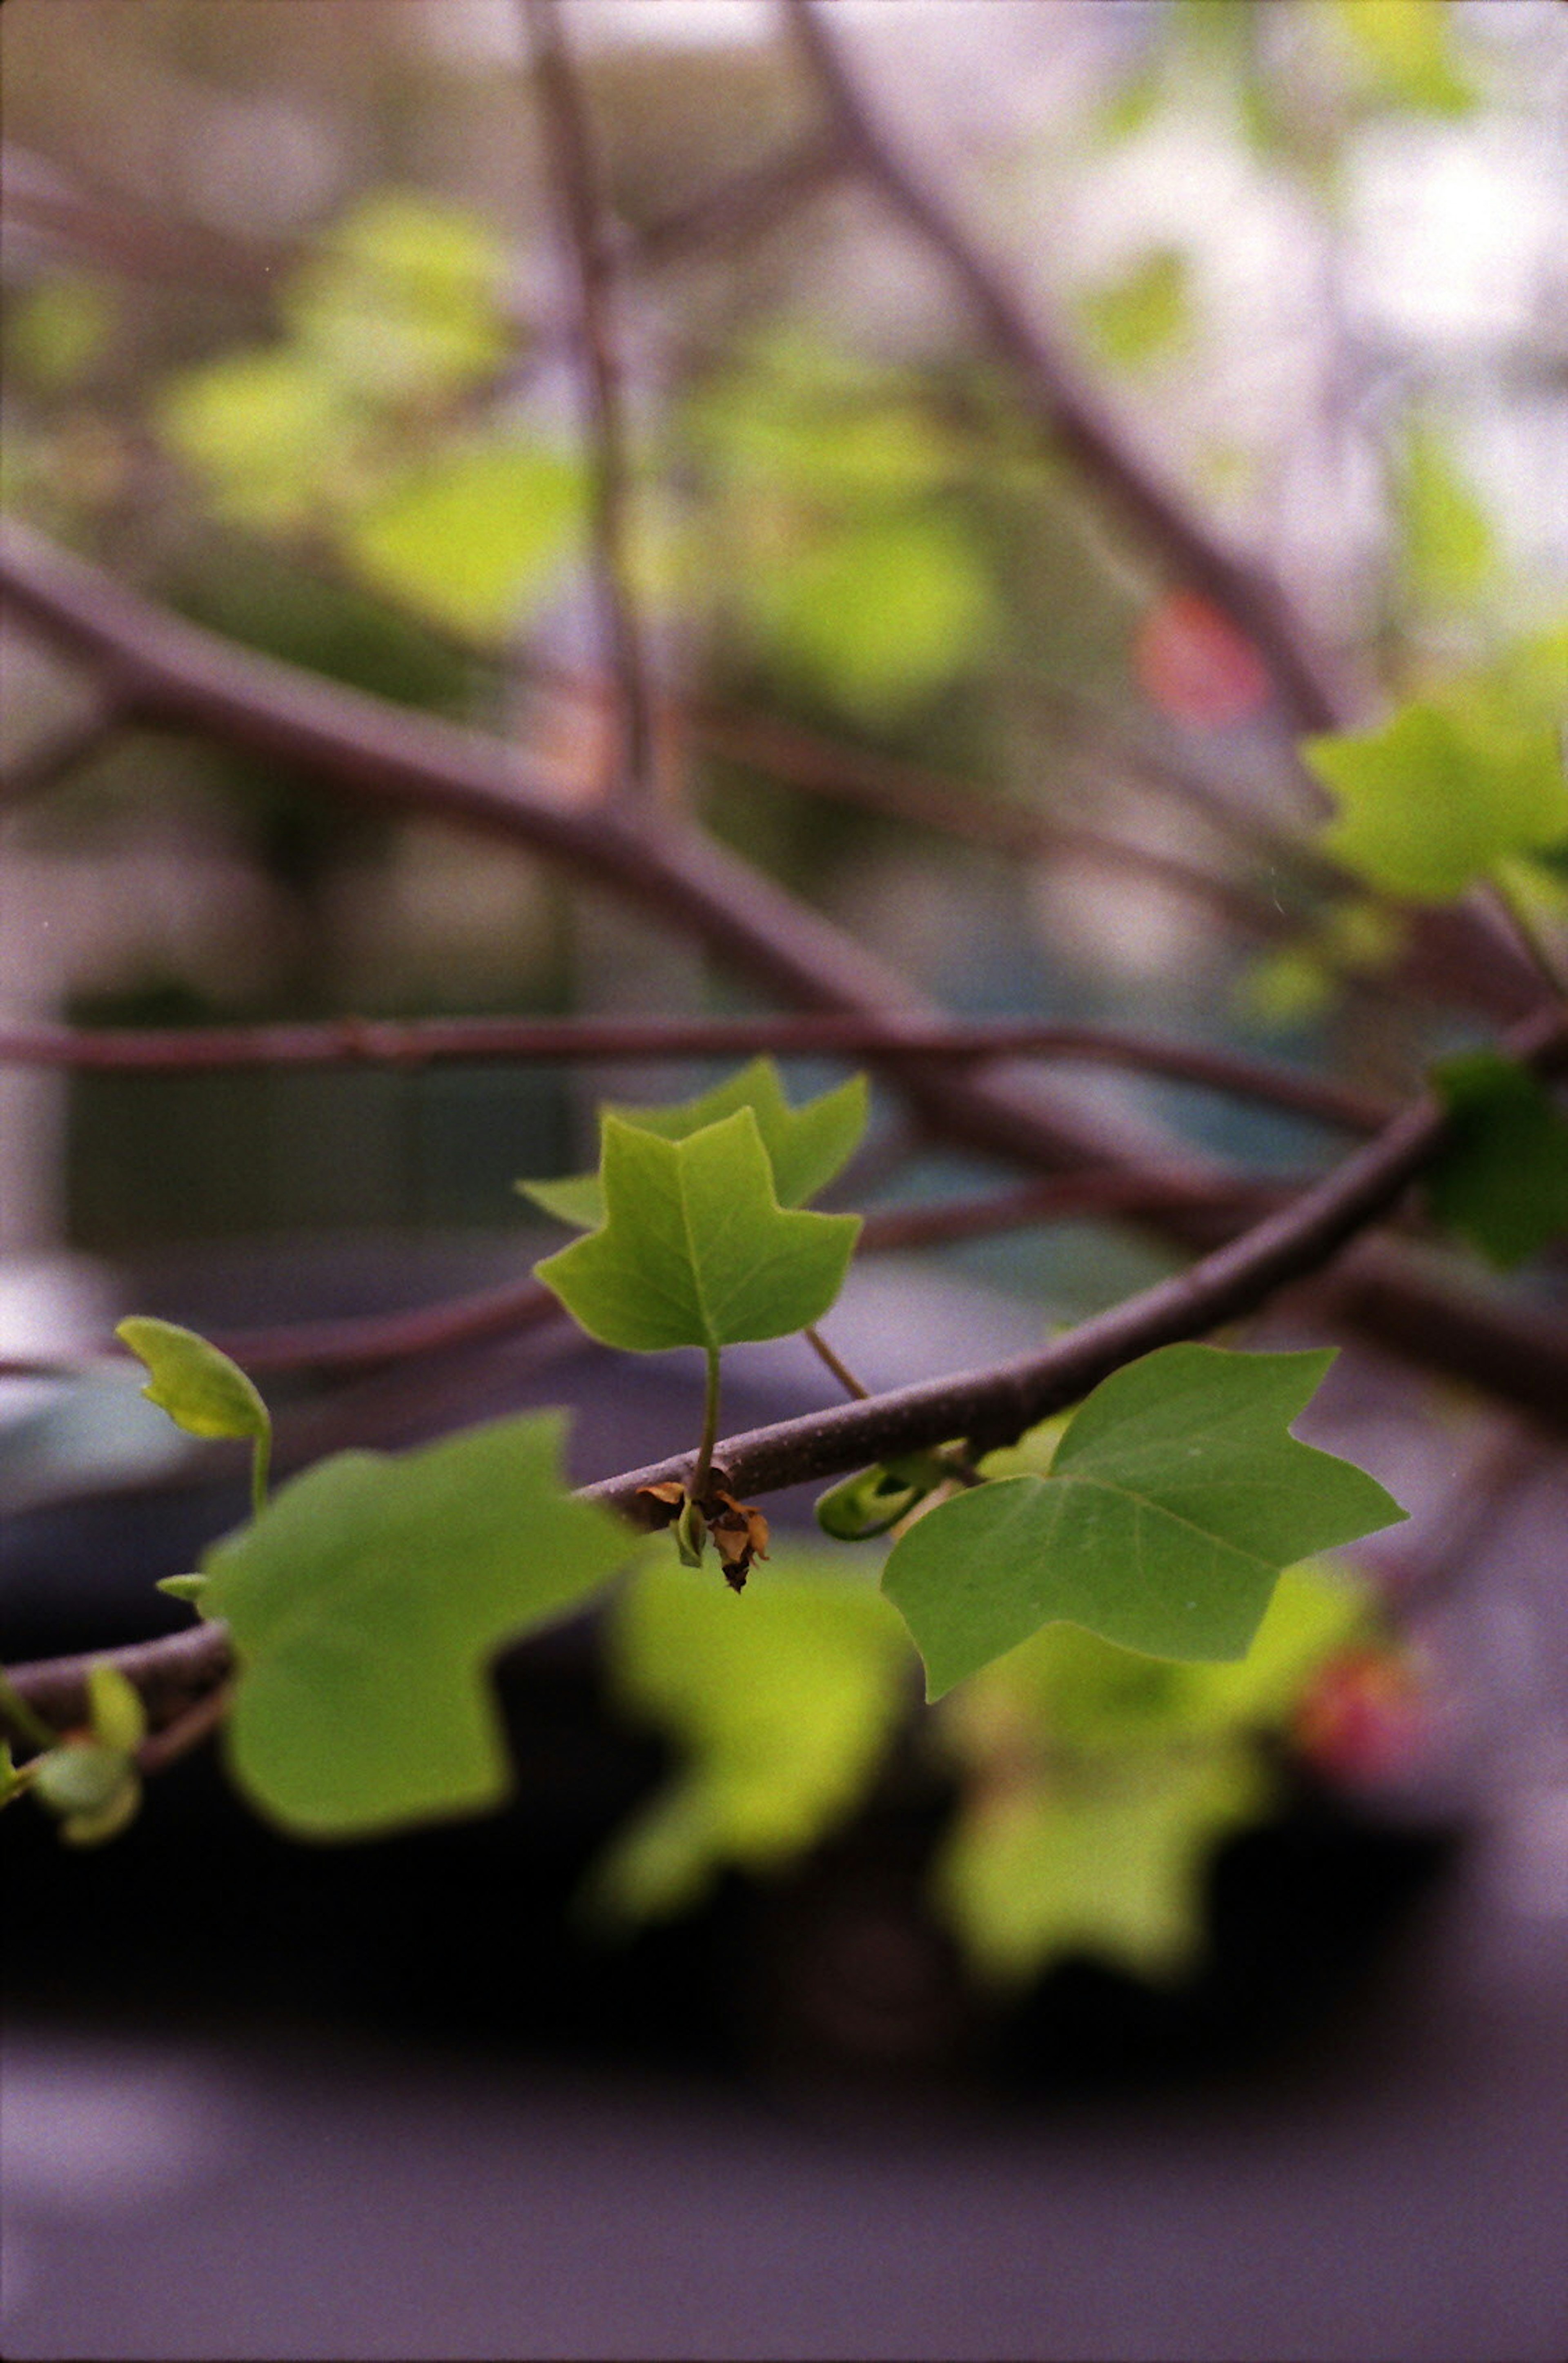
left=116, top=1316, right=270, bottom=1447
left=1427, top=1051, right=1568, bottom=1268
left=199, top=1412, right=635, bottom=1838
left=1304, top=700, right=1568, bottom=902
left=882, top=1345, right=1405, bottom=1699
left=535, top=1108, right=860, bottom=1354
left=522, top=1057, right=867, bottom=1229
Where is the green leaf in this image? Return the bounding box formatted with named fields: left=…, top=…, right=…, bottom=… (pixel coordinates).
left=534, top=1107, right=861, bottom=1355
left=933, top=1745, right=1268, bottom=1985
left=521, top=1058, right=868, bottom=1230
left=582, top=1551, right=911, bottom=1923
left=341, top=439, right=584, bottom=639
left=199, top=1412, right=635, bottom=1838
left=1076, top=247, right=1193, bottom=372
left=86, top=1662, right=146, bottom=1755
left=1323, top=0, right=1474, bottom=116
left=815, top=1453, right=948, bottom=1541
left=882, top=1345, right=1405, bottom=1699
left=156, top=1574, right=210, bottom=1607
left=5, top=278, right=117, bottom=392
left=931, top=1561, right=1371, bottom=1982
left=1305, top=699, right=1568, bottom=902
left=116, top=1318, right=270, bottom=1448
left=1427, top=1051, right=1568, bottom=1268
left=753, top=512, right=997, bottom=725
left=1396, top=421, right=1495, bottom=609
left=156, top=350, right=359, bottom=529
left=281, top=189, right=512, bottom=403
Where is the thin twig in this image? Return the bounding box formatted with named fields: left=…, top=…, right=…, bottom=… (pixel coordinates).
left=523, top=0, right=657, bottom=807
left=0, top=1013, right=1392, bottom=1132
left=135, top=1681, right=233, bottom=1777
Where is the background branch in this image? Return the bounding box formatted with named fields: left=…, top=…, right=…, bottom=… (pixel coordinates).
left=523, top=0, right=657, bottom=808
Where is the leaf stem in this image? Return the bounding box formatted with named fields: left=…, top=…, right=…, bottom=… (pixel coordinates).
left=693, top=1344, right=723, bottom=1501
left=251, top=1430, right=272, bottom=1523
left=0, top=1667, right=63, bottom=1756
left=803, top=1325, right=871, bottom=1400
left=1491, top=871, right=1568, bottom=1004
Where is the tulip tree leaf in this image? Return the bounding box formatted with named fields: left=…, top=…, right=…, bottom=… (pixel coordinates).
left=882, top=1345, right=1405, bottom=1699
left=534, top=1108, right=861, bottom=1354
left=1427, top=1051, right=1568, bottom=1268
left=582, top=1551, right=911, bottom=1923
left=933, top=1745, right=1268, bottom=1985
left=1305, top=699, right=1568, bottom=902
left=521, top=1058, right=867, bottom=1230
left=199, top=1413, right=635, bottom=1837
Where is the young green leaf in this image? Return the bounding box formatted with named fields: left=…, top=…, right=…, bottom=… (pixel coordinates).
left=116, top=1316, right=272, bottom=1516
left=1304, top=700, right=1568, bottom=902
left=581, top=1551, right=911, bottom=1924
left=882, top=1345, right=1405, bottom=1699
left=31, top=1741, right=143, bottom=1846
left=521, top=1058, right=868, bottom=1230
left=117, top=1316, right=270, bottom=1445
left=199, top=1412, right=636, bottom=1838
left=534, top=1108, right=861, bottom=1354
left=1427, top=1051, right=1568, bottom=1268
left=86, top=1661, right=147, bottom=1755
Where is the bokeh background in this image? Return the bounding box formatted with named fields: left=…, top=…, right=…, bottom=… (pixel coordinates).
left=3, top=3, right=1567, bottom=2356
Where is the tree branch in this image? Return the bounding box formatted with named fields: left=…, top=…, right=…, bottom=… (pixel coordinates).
left=0, top=1013, right=1390, bottom=1133
left=523, top=0, right=657, bottom=808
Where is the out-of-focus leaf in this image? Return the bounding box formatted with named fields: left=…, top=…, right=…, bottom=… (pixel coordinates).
left=5, top=279, right=116, bottom=391
left=200, top=1413, right=635, bottom=1837
left=282, top=189, right=512, bottom=403
left=583, top=1552, right=911, bottom=1922
left=535, top=1109, right=860, bottom=1354
left=1306, top=699, right=1568, bottom=902
left=883, top=1346, right=1404, bottom=1699
left=341, top=439, right=583, bottom=638
left=1323, top=0, right=1475, bottom=115
left=1427, top=1051, right=1568, bottom=1269
left=85, top=1662, right=147, bottom=1755
left=1077, top=248, right=1193, bottom=372
left=931, top=1562, right=1371, bottom=1982
left=753, top=512, right=996, bottom=724
left=934, top=1745, right=1267, bottom=1984
left=156, top=350, right=357, bottom=528
left=1396, top=422, right=1495, bottom=608
left=521, top=1059, right=867, bottom=1231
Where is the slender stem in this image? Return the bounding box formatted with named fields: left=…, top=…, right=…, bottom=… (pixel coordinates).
left=0, top=1669, right=62, bottom=1756
left=803, top=1325, right=871, bottom=1400
left=693, top=1345, right=724, bottom=1500
left=136, top=1684, right=234, bottom=1778
left=1490, top=872, right=1568, bottom=1004
left=250, top=1430, right=272, bottom=1523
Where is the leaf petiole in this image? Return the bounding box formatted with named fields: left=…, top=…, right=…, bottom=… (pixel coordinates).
left=0, top=1666, right=60, bottom=1757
